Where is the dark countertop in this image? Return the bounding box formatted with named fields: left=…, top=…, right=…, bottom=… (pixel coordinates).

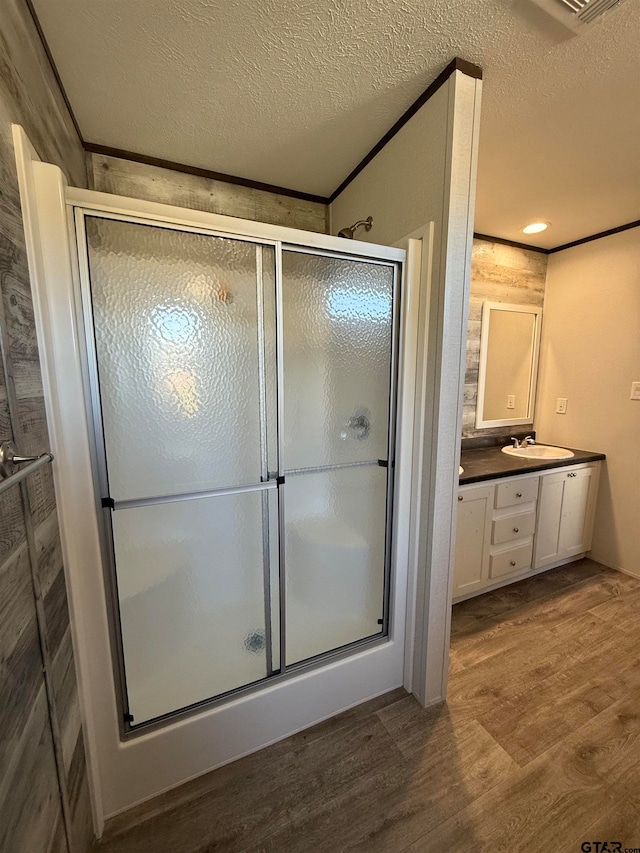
left=459, top=444, right=606, bottom=485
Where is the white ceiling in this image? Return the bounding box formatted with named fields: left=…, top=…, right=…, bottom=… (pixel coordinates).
left=31, top=0, right=640, bottom=248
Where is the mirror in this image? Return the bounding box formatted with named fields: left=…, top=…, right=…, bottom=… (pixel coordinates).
left=476, top=302, right=542, bottom=429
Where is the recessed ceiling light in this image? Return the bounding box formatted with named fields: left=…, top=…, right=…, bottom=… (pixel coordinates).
left=522, top=222, right=550, bottom=235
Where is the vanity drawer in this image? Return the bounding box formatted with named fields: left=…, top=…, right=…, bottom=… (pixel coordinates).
left=495, top=477, right=539, bottom=509
left=489, top=542, right=533, bottom=579
left=492, top=511, right=536, bottom=545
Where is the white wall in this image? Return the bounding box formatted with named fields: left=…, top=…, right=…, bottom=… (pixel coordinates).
left=330, top=80, right=450, bottom=270
left=536, top=228, right=640, bottom=576
left=330, top=69, right=482, bottom=701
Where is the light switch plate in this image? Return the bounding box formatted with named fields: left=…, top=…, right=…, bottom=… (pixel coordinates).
left=556, top=397, right=568, bottom=414
left=631, top=382, right=640, bottom=401
left=507, top=395, right=515, bottom=410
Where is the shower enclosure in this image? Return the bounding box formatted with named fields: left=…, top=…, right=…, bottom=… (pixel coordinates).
left=76, top=211, right=400, bottom=729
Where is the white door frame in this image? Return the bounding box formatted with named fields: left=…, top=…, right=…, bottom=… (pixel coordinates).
left=13, top=125, right=434, bottom=832
left=393, top=226, right=433, bottom=696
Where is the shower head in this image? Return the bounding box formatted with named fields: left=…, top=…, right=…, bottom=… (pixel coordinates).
left=337, top=216, right=373, bottom=239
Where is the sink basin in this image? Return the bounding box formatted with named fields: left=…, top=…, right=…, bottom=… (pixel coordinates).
left=502, top=444, right=574, bottom=460
left=459, top=466, right=464, bottom=475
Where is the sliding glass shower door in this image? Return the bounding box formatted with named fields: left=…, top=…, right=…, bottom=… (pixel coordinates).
left=281, top=251, right=395, bottom=665
left=79, top=214, right=398, bottom=729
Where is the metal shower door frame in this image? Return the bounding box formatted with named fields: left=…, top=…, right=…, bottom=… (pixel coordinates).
left=276, top=244, right=401, bottom=661
left=73, top=211, right=285, bottom=730
left=72, top=206, right=402, bottom=736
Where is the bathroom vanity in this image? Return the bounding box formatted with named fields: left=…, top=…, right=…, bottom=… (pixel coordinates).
left=453, top=446, right=605, bottom=601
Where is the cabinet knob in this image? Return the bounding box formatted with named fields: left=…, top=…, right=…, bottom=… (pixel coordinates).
left=513, top=527, right=519, bottom=533
left=510, top=560, right=516, bottom=566
left=458, top=495, right=463, bottom=501
left=516, top=492, right=523, bottom=498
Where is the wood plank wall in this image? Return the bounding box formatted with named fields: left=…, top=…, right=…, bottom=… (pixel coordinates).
left=0, top=1, right=93, bottom=850
left=463, top=237, right=548, bottom=440
left=90, top=153, right=330, bottom=234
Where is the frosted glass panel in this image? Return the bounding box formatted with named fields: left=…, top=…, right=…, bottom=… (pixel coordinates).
left=284, top=465, right=387, bottom=665
left=113, top=491, right=270, bottom=724
left=82, top=220, right=399, bottom=723
left=86, top=218, right=276, bottom=500
left=281, top=252, right=394, bottom=470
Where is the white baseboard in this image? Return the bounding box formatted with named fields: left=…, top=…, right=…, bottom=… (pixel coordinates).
left=589, top=554, right=640, bottom=579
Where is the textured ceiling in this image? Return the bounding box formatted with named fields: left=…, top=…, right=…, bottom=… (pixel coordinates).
left=31, top=0, right=640, bottom=247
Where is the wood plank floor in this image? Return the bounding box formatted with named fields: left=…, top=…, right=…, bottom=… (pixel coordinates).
left=95, top=559, right=640, bottom=852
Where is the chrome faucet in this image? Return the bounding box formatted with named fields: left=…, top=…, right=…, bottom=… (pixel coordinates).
left=511, top=436, right=535, bottom=449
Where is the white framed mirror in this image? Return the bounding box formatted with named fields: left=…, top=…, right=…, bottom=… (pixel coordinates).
left=476, top=301, right=542, bottom=429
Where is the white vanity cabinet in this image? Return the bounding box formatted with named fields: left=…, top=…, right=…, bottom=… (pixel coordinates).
left=453, top=461, right=600, bottom=601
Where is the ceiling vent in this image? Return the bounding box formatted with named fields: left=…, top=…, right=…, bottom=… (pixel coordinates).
left=530, top=0, right=629, bottom=32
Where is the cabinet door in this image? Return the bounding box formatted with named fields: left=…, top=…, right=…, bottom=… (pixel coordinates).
left=534, top=464, right=599, bottom=569
left=558, top=466, right=597, bottom=556
left=533, top=471, right=565, bottom=568
left=453, top=485, right=493, bottom=598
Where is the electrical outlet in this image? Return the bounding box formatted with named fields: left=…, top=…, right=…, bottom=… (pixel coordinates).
left=556, top=397, right=568, bottom=414
left=631, top=382, right=640, bottom=401
left=507, top=395, right=515, bottom=410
